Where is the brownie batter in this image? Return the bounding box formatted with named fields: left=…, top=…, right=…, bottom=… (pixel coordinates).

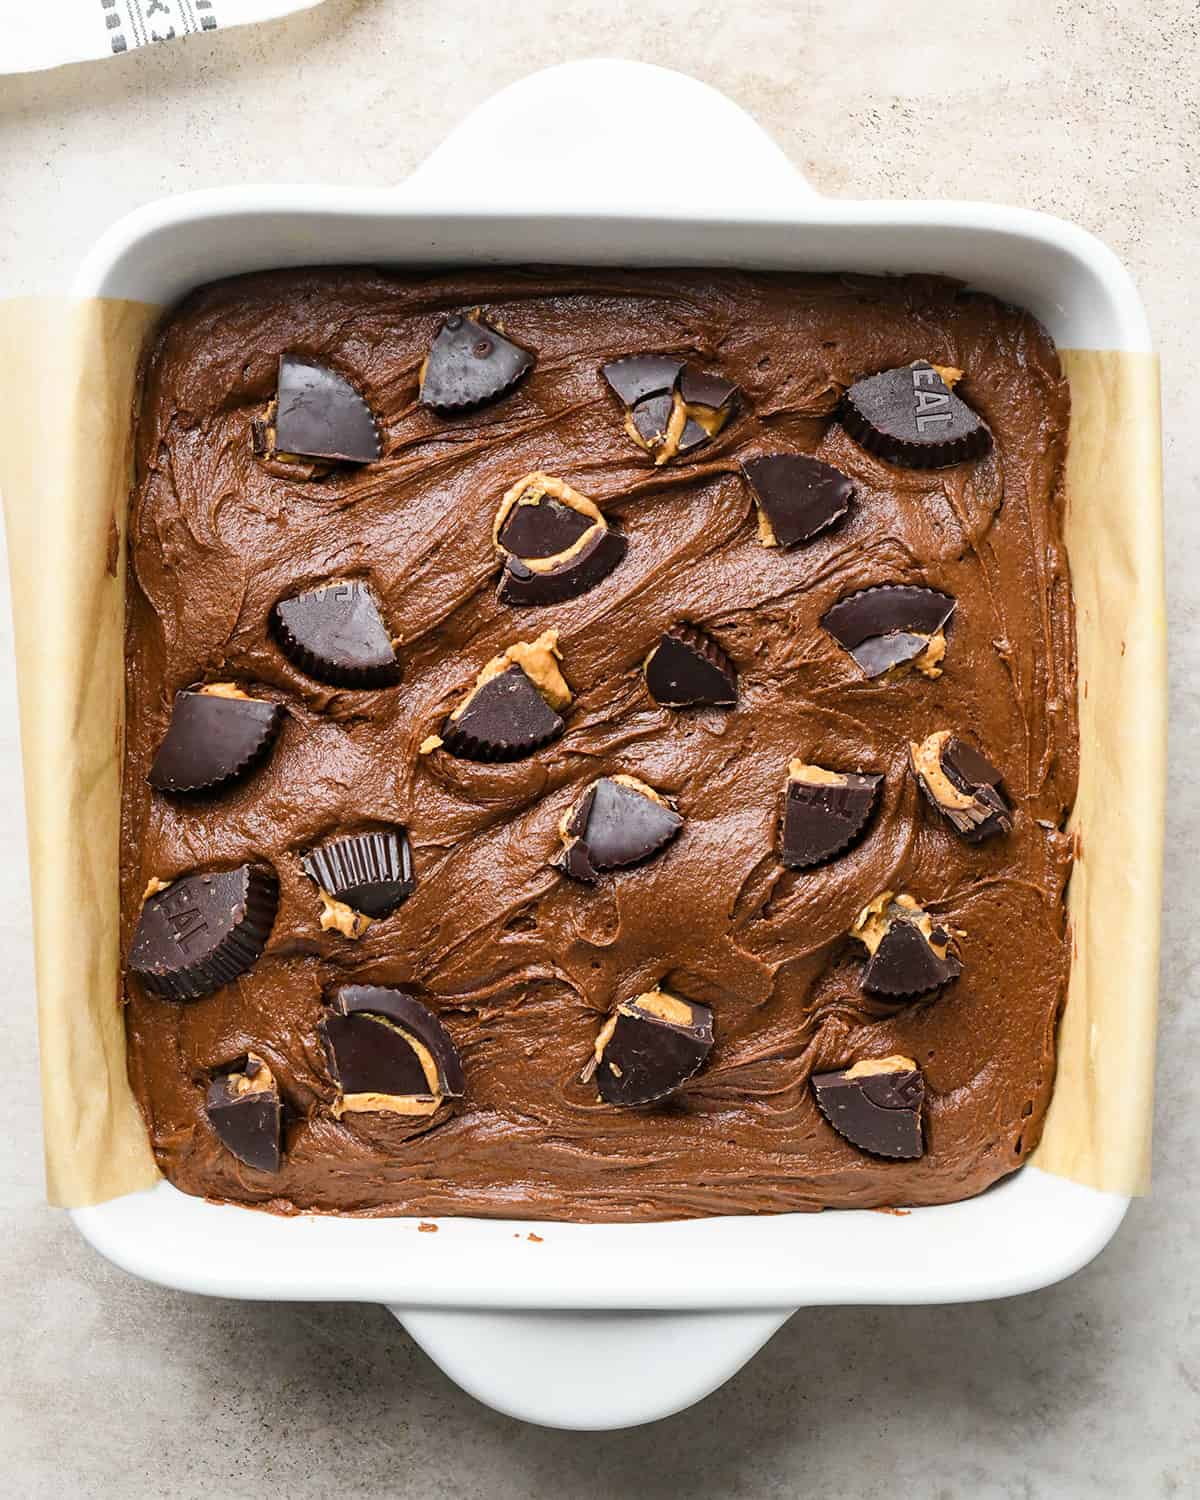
left=122, top=267, right=1077, bottom=1220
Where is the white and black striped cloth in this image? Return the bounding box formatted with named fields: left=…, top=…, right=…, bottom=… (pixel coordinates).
left=3, top=0, right=325, bottom=74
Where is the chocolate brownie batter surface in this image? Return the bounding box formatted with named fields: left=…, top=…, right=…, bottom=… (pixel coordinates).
left=122, top=268, right=1076, bottom=1220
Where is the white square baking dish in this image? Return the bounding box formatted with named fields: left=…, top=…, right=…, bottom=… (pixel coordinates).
left=63, top=60, right=1159, bottom=1430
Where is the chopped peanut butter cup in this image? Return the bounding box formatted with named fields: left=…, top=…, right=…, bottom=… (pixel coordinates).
left=206, top=1054, right=282, bottom=1172
left=321, top=985, right=464, bottom=1118
left=910, top=731, right=1013, bottom=841
left=148, top=684, right=283, bottom=795
left=301, top=828, right=415, bottom=922
left=601, top=354, right=740, bottom=465
left=850, top=891, right=962, bottom=997
left=557, top=775, right=683, bottom=883
left=822, top=584, right=956, bottom=679
left=841, top=360, right=991, bottom=469
left=742, top=453, right=854, bottom=547
left=419, top=310, right=535, bottom=412
left=643, top=623, right=737, bottom=708
left=128, top=864, right=279, bottom=1001
left=811, top=1056, right=925, bottom=1159
left=493, top=472, right=627, bottom=605
left=272, top=580, right=401, bottom=688
left=439, top=629, right=571, bottom=762
left=780, top=760, right=883, bottom=868
left=586, top=988, right=714, bottom=1106
left=255, top=354, right=381, bottom=466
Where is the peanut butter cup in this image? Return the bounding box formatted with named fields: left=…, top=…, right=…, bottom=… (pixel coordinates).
left=322, top=986, right=464, bottom=1118
left=643, top=623, right=737, bottom=708
left=841, top=360, right=991, bottom=469
left=557, top=775, right=683, bottom=883
left=256, top=353, right=381, bottom=466
left=128, top=864, right=279, bottom=1001
left=742, top=453, right=854, bottom=547
left=850, top=892, right=962, bottom=997
left=822, top=585, right=956, bottom=679
left=910, top=731, right=1013, bottom=841
left=586, top=988, right=714, bottom=1106
left=811, top=1056, right=925, bottom=1159
left=272, top=581, right=401, bottom=689
left=148, top=684, right=282, bottom=795
left=438, top=629, right=570, bottom=761
left=780, top=761, right=882, bottom=868
left=493, top=472, right=626, bottom=605
left=420, top=311, right=534, bottom=412
left=206, top=1054, right=282, bottom=1172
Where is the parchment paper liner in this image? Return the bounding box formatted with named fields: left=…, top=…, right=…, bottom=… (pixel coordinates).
left=0, top=299, right=1163, bottom=1206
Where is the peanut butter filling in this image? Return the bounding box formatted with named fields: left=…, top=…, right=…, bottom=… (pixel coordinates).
left=625, top=987, right=694, bottom=1027
left=318, top=891, right=372, bottom=940
left=492, top=471, right=607, bottom=574
left=787, top=760, right=849, bottom=787
left=852, top=892, right=951, bottom=960
left=910, top=730, right=978, bottom=811
left=332, top=1017, right=443, bottom=1119
left=450, top=628, right=572, bottom=720
left=227, top=1054, right=276, bottom=1095
left=629, top=389, right=734, bottom=466
left=843, top=1055, right=918, bottom=1079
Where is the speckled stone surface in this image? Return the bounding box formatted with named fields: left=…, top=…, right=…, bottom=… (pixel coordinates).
left=0, top=2, right=1196, bottom=1493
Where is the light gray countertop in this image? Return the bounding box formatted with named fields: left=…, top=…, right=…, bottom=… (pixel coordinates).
left=0, top=3, right=1195, bottom=1494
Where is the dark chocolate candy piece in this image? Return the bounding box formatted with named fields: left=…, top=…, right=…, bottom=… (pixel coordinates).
left=497, top=496, right=594, bottom=559
left=780, top=763, right=882, bottom=869
left=821, top=585, right=956, bottom=678
left=841, top=360, right=992, bottom=469
left=678, top=365, right=739, bottom=412
left=591, top=989, right=714, bottom=1106
left=301, top=828, right=415, bottom=918
left=910, top=730, right=1013, bottom=841
left=557, top=776, right=683, bottom=883
left=629, top=392, right=675, bottom=449
left=322, top=985, right=464, bottom=1116
left=601, top=354, right=684, bottom=407
left=851, top=893, right=962, bottom=997
left=675, top=417, right=713, bottom=456
left=251, top=413, right=333, bottom=481
left=501, top=529, right=627, bottom=606
left=644, top=623, right=737, bottom=708
left=148, top=686, right=283, bottom=795
left=128, top=864, right=279, bottom=1001
left=205, top=1055, right=282, bottom=1172
left=742, top=454, right=854, bottom=547
left=667, top=363, right=740, bottom=459
left=811, top=1057, right=925, bottom=1159
left=442, top=664, right=564, bottom=760
left=420, top=312, right=534, bottom=412
left=272, top=580, right=400, bottom=688
left=271, top=354, right=381, bottom=465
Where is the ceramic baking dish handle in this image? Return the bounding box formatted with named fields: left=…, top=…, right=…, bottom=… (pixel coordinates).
left=392, top=1304, right=795, bottom=1429
left=399, top=58, right=814, bottom=214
